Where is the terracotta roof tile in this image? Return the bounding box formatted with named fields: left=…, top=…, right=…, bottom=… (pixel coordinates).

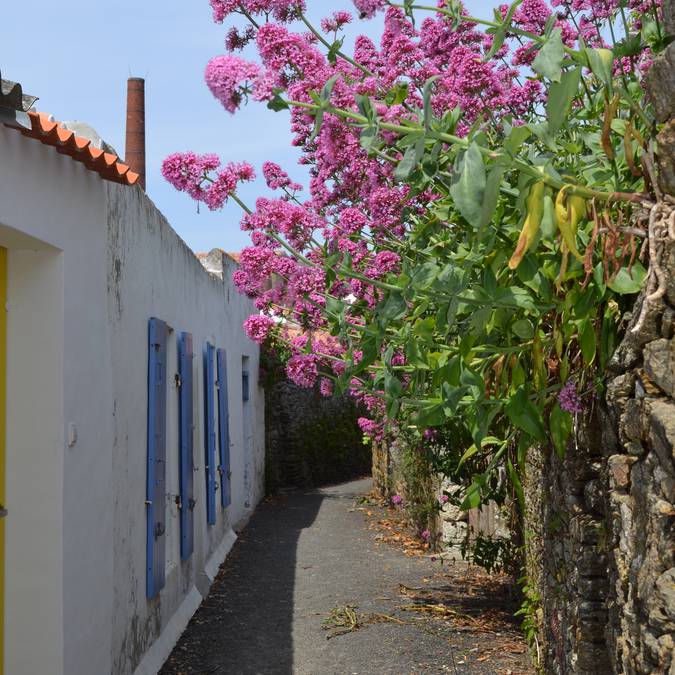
left=4, top=112, right=139, bottom=186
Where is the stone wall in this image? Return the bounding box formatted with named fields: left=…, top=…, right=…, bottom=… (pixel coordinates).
left=265, top=380, right=369, bottom=491
left=524, top=10, right=675, bottom=670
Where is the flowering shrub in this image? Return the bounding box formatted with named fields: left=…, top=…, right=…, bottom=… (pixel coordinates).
left=166, top=0, right=668, bottom=517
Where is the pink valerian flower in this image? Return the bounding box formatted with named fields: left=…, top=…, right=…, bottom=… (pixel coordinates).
left=161, top=152, right=220, bottom=200
left=286, top=353, right=319, bottom=387
left=439, top=494, right=449, bottom=505
left=256, top=23, right=326, bottom=87
left=243, top=314, right=276, bottom=344
left=420, top=529, right=431, bottom=542
left=262, top=162, right=303, bottom=193
left=352, top=0, right=387, bottom=19
left=203, top=162, right=255, bottom=210
left=366, top=251, right=401, bottom=279
left=210, top=0, right=240, bottom=22
left=358, top=416, right=382, bottom=439
left=319, top=377, right=334, bottom=397
left=336, top=208, right=367, bottom=236
left=226, top=26, right=256, bottom=52
left=321, top=11, right=353, bottom=33
left=210, top=0, right=306, bottom=23
left=205, top=55, right=260, bottom=114
left=242, top=197, right=321, bottom=249
left=558, top=380, right=584, bottom=414
left=390, top=494, right=403, bottom=506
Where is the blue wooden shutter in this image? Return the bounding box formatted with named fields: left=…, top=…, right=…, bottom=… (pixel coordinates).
left=203, top=342, right=217, bottom=525
left=178, top=332, right=195, bottom=560
left=216, top=348, right=231, bottom=508
left=147, top=318, right=167, bottom=599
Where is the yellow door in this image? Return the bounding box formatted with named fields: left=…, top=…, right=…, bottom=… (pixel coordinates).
left=0, top=246, right=6, bottom=675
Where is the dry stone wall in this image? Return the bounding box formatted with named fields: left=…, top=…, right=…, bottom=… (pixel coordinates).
left=264, top=380, right=369, bottom=490
left=525, top=10, right=675, bottom=670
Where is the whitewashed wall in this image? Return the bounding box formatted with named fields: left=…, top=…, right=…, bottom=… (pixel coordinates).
left=0, top=126, right=265, bottom=675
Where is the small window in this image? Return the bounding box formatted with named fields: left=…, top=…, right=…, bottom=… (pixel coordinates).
left=242, top=356, right=250, bottom=402
left=242, top=370, right=249, bottom=402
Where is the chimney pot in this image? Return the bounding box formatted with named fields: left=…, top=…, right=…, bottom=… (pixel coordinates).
left=125, top=77, right=146, bottom=189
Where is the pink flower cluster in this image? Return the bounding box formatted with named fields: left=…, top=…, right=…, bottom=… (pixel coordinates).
left=262, top=162, right=303, bottom=194
left=205, top=55, right=261, bottom=114
left=321, top=11, right=352, bottom=33
left=210, top=0, right=306, bottom=23
left=161, top=153, right=254, bottom=210
left=243, top=314, right=276, bottom=344
left=166, top=0, right=657, bottom=439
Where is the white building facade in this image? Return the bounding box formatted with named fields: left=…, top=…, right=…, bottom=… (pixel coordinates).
left=0, top=111, right=265, bottom=675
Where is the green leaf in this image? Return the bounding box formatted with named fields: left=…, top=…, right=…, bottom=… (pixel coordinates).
left=480, top=163, right=507, bottom=229
left=512, top=319, right=534, bottom=340
left=607, top=262, right=647, bottom=295
left=267, top=91, right=289, bottom=111
left=394, top=138, right=424, bottom=181
left=360, top=125, right=379, bottom=151
left=585, top=47, right=613, bottom=87
left=326, top=37, right=345, bottom=64
left=308, top=109, right=324, bottom=142
left=422, top=75, right=440, bottom=130
left=354, top=94, right=374, bottom=120
left=579, top=319, right=596, bottom=365
left=461, top=482, right=482, bottom=510
left=546, top=66, right=581, bottom=134
left=405, top=337, right=430, bottom=369
left=484, top=0, right=523, bottom=60
left=449, top=142, right=486, bottom=229
left=550, top=402, right=572, bottom=458
left=458, top=443, right=479, bottom=467
left=379, top=292, right=407, bottom=320
left=411, top=262, right=440, bottom=290
left=413, top=317, right=436, bottom=342
left=320, top=73, right=340, bottom=103
left=494, top=286, right=539, bottom=311
left=532, top=28, right=565, bottom=82
left=504, top=125, right=532, bottom=155
left=505, top=386, right=547, bottom=442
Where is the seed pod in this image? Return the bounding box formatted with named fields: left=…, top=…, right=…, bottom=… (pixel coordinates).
left=555, top=187, right=585, bottom=263
left=596, top=48, right=614, bottom=70
left=508, top=180, right=545, bottom=270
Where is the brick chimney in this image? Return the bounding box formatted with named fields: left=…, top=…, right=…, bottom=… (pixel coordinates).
left=125, top=77, right=145, bottom=189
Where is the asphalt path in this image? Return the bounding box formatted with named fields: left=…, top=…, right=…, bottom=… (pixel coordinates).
left=160, top=478, right=532, bottom=675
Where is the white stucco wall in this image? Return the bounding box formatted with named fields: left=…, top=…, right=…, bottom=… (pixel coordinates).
left=105, top=184, right=265, bottom=675
left=0, top=126, right=265, bottom=675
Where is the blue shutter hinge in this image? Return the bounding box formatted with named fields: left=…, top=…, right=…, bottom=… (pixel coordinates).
left=145, top=500, right=152, bottom=506
left=188, top=498, right=196, bottom=510
left=175, top=495, right=182, bottom=509
left=174, top=373, right=182, bottom=388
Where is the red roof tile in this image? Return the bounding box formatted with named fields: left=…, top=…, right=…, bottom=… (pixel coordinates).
left=5, top=112, right=139, bottom=186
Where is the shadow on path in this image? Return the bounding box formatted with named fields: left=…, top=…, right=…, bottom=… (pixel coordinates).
left=160, top=478, right=532, bottom=675
left=160, top=485, right=326, bottom=675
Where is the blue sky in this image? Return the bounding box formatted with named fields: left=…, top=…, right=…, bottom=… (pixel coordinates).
left=2, top=1, right=489, bottom=253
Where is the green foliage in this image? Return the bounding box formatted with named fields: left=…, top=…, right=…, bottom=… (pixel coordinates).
left=308, top=0, right=661, bottom=518
left=461, top=531, right=518, bottom=575
left=515, top=577, right=543, bottom=670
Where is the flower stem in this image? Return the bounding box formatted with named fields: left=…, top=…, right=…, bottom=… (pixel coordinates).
left=299, top=13, right=373, bottom=76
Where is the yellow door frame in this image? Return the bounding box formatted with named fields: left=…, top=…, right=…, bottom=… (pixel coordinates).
left=0, top=246, right=6, bottom=675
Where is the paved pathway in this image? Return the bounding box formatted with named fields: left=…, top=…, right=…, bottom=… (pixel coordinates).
left=160, top=478, right=531, bottom=675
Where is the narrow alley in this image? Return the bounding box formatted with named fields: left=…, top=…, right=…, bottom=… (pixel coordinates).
left=160, top=479, right=531, bottom=675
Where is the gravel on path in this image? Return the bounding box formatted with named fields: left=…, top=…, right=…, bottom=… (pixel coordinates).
left=160, top=478, right=533, bottom=675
